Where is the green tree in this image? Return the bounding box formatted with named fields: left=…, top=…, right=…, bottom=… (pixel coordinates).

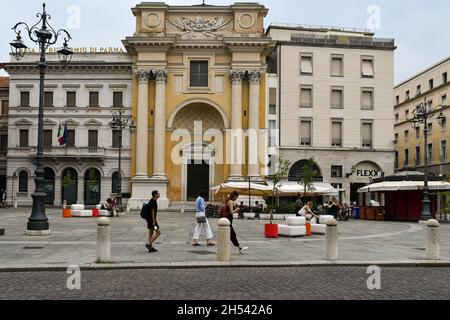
left=268, top=156, right=291, bottom=224
left=298, top=157, right=317, bottom=201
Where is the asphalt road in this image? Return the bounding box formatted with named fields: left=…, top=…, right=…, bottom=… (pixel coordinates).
left=0, top=266, right=449, bottom=300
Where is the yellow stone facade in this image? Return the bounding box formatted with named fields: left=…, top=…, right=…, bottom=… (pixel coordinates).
left=123, top=2, right=273, bottom=209
left=394, top=57, right=449, bottom=174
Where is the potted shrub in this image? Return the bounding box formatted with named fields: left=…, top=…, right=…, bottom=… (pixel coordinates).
left=265, top=157, right=291, bottom=238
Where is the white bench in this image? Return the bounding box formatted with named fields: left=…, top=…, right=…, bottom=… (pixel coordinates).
left=71, top=204, right=93, bottom=218
left=278, top=217, right=307, bottom=237
left=96, top=204, right=111, bottom=217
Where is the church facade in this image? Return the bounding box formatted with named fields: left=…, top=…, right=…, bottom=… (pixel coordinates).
left=123, top=3, right=273, bottom=210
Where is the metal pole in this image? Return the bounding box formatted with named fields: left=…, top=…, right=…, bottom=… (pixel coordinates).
left=421, top=111, right=432, bottom=221
left=116, top=112, right=123, bottom=210
left=27, top=35, right=49, bottom=233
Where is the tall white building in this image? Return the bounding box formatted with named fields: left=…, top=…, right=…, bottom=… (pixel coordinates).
left=267, top=24, right=396, bottom=205
left=3, top=52, right=133, bottom=207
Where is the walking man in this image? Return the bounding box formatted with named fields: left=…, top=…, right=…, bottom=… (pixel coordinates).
left=145, top=190, right=161, bottom=253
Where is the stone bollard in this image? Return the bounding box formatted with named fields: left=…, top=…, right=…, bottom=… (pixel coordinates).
left=97, top=217, right=111, bottom=263
left=426, top=219, right=440, bottom=260
left=325, top=219, right=338, bottom=261
left=216, top=218, right=231, bottom=262
left=62, top=200, right=67, bottom=210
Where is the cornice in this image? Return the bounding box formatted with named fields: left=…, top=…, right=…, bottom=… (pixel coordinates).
left=3, top=62, right=132, bottom=74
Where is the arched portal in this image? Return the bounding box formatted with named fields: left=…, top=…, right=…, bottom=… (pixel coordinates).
left=62, top=168, right=78, bottom=205
left=289, top=159, right=322, bottom=181
left=171, top=102, right=224, bottom=202
left=44, top=168, right=55, bottom=205
left=84, top=168, right=101, bottom=206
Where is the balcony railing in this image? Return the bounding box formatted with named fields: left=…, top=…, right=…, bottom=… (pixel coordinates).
left=30, top=147, right=106, bottom=157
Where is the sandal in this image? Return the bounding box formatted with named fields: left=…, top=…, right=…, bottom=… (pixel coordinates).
left=207, top=243, right=216, bottom=247
left=192, top=243, right=202, bottom=247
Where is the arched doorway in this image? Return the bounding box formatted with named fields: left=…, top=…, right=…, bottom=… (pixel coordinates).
left=44, top=168, right=55, bottom=205
left=289, top=159, right=322, bottom=181
left=84, top=168, right=101, bottom=205
left=171, top=102, right=225, bottom=202
left=62, top=168, right=78, bottom=205
left=111, top=171, right=120, bottom=195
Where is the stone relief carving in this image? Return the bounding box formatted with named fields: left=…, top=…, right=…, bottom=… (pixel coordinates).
left=136, top=69, right=150, bottom=84
left=154, top=69, right=168, bottom=84
left=230, top=70, right=245, bottom=85
left=168, top=16, right=233, bottom=39
left=249, top=70, right=261, bottom=85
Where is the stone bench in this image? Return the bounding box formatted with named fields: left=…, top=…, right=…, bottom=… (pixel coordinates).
left=278, top=216, right=328, bottom=237
left=70, top=204, right=94, bottom=218
left=278, top=217, right=307, bottom=237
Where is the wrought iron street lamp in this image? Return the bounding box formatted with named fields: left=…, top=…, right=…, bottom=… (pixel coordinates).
left=411, top=97, right=447, bottom=221
left=10, top=3, right=73, bottom=234
left=110, top=111, right=136, bottom=210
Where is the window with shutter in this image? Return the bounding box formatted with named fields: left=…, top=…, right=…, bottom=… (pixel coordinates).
left=44, top=92, right=53, bottom=108
left=415, top=146, right=421, bottom=166
left=300, top=88, right=312, bottom=108
left=428, top=143, right=433, bottom=163
left=1, top=100, right=8, bottom=115
left=331, top=122, right=342, bottom=146
left=112, top=130, right=122, bottom=148
left=268, top=120, right=277, bottom=147
left=88, top=130, right=98, bottom=148
left=269, top=88, right=277, bottom=114
left=113, top=92, right=123, bottom=108
left=362, top=90, right=374, bottom=110
left=20, top=92, right=30, bottom=107
left=300, top=120, right=312, bottom=146
left=404, top=149, right=409, bottom=166
left=19, top=130, right=29, bottom=148
left=190, top=61, right=209, bottom=87
left=0, top=135, right=7, bottom=152
left=300, top=55, right=313, bottom=75
left=89, top=92, right=99, bottom=108
left=362, top=123, right=372, bottom=148
left=441, top=141, right=447, bottom=161
left=43, top=130, right=52, bottom=147
left=331, top=90, right=343, bottom=109
left=331, top=57, right=343, bottom=77
left=443, top=72, right=448, bottom=84
left=361, top=59, right=374, bottom=77
left=66, top=91, right=76, bottom=107
left=66, top=130, right=75, bottom=147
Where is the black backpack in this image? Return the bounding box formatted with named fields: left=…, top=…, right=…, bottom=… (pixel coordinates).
left=140, top=202, right=149, bottom=220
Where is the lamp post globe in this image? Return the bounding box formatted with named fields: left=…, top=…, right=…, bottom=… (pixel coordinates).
left=10, top=3, right=72, bottom=234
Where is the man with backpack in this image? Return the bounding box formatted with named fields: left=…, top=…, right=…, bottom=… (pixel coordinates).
left=141, top=190, right=161, bottom=253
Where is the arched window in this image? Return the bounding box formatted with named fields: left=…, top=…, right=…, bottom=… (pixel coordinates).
left=111, top=172, right=120, bottom=194
left=18, top=171, right=28, bottom=193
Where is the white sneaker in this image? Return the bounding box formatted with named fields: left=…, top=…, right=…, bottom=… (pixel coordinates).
left=239, top=247, right=248, bottom=254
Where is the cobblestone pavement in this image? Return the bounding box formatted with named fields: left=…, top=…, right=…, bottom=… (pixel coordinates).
left=0, top=267, right=449, bottom=300
left=1, top=208, right=449, bottom=268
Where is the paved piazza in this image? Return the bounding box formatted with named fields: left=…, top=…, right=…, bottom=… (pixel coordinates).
left=1, top=267, right=449, bottom=300
left=0, top=208, right=449, bottom=268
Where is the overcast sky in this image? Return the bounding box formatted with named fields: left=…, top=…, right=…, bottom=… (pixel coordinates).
left=1, top=0, right=449, bottom=84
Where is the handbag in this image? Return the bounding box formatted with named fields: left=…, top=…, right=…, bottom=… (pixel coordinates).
left=197, top=216, right=207, bottom=224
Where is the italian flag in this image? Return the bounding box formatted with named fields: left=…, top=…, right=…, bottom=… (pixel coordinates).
left=57, top=124, right=67, bottom=146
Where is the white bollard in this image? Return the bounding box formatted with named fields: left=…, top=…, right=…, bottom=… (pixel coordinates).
left=216, top=218, right=231, bottom=262
left=426, top=219, right=440, bottom=260
left=325, top=219, right=338, bottom=261
left=97, top=217, right=111, bottom=263
left=62, top=200, right=67, bottom=210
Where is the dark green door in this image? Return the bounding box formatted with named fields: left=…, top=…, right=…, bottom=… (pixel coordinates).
left=187, top=161, right=209, bottom=201
left=44, top=168, right=55, bottom=205
left=62, top=168, right=78, bottom=205
left=84, top=168, right=101, bottom=205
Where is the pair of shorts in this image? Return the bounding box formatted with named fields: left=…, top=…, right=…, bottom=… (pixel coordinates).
left=147, top=221, right=159, bottom=230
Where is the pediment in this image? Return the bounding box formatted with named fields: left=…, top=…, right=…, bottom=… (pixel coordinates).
left=14, top=119, right=33, bottom=126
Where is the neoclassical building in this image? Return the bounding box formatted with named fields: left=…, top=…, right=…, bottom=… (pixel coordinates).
left=123, top=2, right=273, bottom=210
left=4, top=53, right=133, bottom=207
